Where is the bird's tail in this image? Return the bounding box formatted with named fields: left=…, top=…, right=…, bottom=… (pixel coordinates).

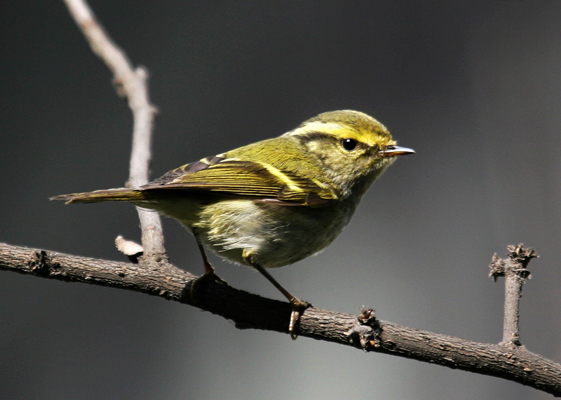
left=50, top=188, right=145, bottom=204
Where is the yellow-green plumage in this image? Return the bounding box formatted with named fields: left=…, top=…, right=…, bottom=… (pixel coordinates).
left=52, top=110, right=413, bottom=269
left=52, top=110, right=412, bottom=268
left=51, top=188, right=144, bottom=203
left=52, top=110, right=414, bottom=334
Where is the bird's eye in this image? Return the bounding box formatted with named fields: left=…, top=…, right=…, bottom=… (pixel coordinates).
left=341, top=138, right=358, bottom=151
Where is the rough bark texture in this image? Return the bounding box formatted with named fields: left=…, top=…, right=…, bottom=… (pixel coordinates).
left=2, top=242, right=560, bottom=396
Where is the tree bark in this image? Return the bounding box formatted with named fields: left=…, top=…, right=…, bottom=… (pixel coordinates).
left=2, top=242, right=560, bottom=396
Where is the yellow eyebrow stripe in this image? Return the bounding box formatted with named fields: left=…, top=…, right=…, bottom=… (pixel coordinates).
left=286, top=121, right=347, bottom=137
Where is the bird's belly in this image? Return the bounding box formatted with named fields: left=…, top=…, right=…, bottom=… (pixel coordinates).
left=192, top=199, right=353, bottom=268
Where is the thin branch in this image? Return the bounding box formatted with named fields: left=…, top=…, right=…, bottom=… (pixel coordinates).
left=63, top=0, right=164, bottom=258
left=490, top=244, right=538, bottom=348
left=1, top=242, right=560, bottom=396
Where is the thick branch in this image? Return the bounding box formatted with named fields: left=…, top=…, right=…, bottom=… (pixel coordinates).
left=63, top=0, right=164, bottom=257
left=2, top=242, right=560, bottom=396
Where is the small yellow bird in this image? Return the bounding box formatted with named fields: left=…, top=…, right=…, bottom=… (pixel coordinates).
left=52, top=110, right=414, bottom=338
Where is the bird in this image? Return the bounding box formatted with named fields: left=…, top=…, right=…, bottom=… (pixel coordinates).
left=51, top=110, right=414, bottom=338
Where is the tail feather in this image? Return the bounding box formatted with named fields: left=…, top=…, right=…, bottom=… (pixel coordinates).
left=50, top=188, right=145, bottom=204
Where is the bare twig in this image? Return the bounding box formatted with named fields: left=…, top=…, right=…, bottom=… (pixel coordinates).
left=1, top=241, right=561, bottom=396
left=489, top=244, right=538, bottom=348
left=63, top=0, right=164, bottom=258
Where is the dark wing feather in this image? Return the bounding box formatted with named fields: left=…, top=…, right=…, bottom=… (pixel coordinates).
left=142, top=159, right=338, bottom=206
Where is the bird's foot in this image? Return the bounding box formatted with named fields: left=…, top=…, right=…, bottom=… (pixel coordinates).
left=189, top=270, right=229, bottom=304
left=288, top=298, right=311, bottom=340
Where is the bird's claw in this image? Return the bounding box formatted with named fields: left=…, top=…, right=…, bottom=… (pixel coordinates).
left=190, top=271, right=229, bottom=303
left=288, top=298, right=311, bottom=340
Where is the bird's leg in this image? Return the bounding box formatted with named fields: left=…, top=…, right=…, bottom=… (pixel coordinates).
left=197, top=243, right=228, bottom=283
left=189, top=243, right=228, bottom=303
left=250, top=260, right=311, bottom=340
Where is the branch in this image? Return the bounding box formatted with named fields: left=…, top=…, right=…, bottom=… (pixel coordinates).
left=63, top=0, right=164, bottom=258
left=2, top=242, right=561, bottom=396
left=490, top=244, right=538, bottom=348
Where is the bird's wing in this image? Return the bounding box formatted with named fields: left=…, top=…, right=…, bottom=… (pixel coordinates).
left=142, top=157, right=339, bottom=206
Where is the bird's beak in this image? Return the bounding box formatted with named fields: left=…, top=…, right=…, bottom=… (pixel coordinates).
left=380, top=145, right=415, bottom=157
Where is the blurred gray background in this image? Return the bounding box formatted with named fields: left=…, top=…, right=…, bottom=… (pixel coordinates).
left=2, top=1, right=561, bottom=399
